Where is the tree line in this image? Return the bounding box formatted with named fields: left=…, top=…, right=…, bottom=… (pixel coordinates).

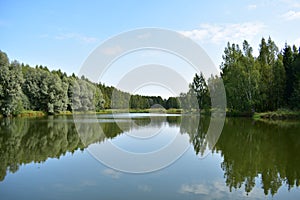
left=220, top=37, right=300, bottom=112
left=1, top=36, right=299, bottom=116
left=180, top=37, right=300, bottom=113
left=0, top=50, right=180, bottom=117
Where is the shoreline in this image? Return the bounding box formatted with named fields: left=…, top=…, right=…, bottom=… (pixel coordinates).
left=1, top=109, right=300, bottom=121
left=253, top=110, right=300, bottom=120
left=226, top=109, right=300, bottom=120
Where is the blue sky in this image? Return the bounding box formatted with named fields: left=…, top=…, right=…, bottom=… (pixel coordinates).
left=1, top=0, right=300, bottom=97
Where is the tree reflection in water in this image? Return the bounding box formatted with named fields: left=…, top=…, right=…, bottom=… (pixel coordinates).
left=0, top=115, right=300, bottom=196
left=182, top=116, right=300, bottom=196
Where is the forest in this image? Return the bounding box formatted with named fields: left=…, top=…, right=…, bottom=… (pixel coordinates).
left=0, top=36, right=300, bottom=117
left=181, top=37, right=300, bottom=113
left=0, top=50, right=180, bottom=117
left=220, top=37, right=300, bottom=112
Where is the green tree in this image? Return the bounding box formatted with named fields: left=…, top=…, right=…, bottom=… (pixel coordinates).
left=221, top=42, right=243, bottom=111
left=0, top=52, right=24, bottom=116
left=191, top=72, right=210, bottom=110
left=147, top=96, right=165, bottom=108
left=178, top=90, right=198, bottom=111
left=221, top=42, right=259, bottom=112
left=272, top=54, right=286, bottom=109
left=257, top=37, right=279, bottom=111
left=207, top=74, right=226, bottom=111
left=166, top=97, right=180, bottom=109
left=67, top=77, right=81, bottom=111
left=240, top=40, right=260, bottom=111
left=290, top=51, right=300, bottom=109
left=283, top=44, right=296, bottom=106
left=69, top=78, right=105, bottom=111
left=23, top=68, right=67, bottom=114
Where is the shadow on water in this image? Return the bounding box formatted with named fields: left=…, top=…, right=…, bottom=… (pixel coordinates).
left=0, top=114, right=300, bottom=196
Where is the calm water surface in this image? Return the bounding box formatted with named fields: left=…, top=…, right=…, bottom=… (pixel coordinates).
left=0, top=114, right=300, bottom=200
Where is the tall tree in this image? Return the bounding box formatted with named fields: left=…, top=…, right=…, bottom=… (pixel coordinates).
left=283, top=44, right=296, bottom=106
left=23, top=68, right=67, bottom=114
left=257, top=37, right=279, bottom=111
left=272, top=54, right=286, bottom=109
left=221, top=42, right=257, bottom=112
left=240, top=40, right=260, bottom=111
left=191, top=72, right=210, bottom=110
left=0, top=52, right=24, bottom=116
left=290, top=50, right=300, bottom=109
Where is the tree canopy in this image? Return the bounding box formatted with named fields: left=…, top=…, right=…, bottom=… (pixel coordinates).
left=1, top=36, right=299, bottom=116
left=0, top=50, right=181, bottom=116
left=220, top=37, right=300, bottom=112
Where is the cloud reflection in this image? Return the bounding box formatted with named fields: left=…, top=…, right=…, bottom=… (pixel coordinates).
left=102, top=168, right=122, bottom=179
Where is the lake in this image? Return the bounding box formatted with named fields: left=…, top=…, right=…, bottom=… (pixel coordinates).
left=0, top=113, right=300, bottom=200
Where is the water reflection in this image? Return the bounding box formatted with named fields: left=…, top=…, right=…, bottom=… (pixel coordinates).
left=0, top=114, right=300, bottom=197
left=215, top=118, right=300, bottom=196
left=180, top=115, right=210, bottom=156
left=0, top=116, right=82, bottom=181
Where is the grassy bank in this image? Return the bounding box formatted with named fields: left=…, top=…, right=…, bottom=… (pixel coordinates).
left=226, top=109, right=300, bottom=120
left=226, top=110, right=253, bottom=117
left=4, top=109, right=300, bottom=120
left=96, top=108, right=182, bottom=114
left=0, top=109, right=183, bottom=118
left=253, top=109, right=300, bottom=120
left=18, top=110, right=46, bottom=117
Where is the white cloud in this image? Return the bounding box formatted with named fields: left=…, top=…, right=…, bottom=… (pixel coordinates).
left=179, top=180, right=265, bottom=199
left=247, top=4, right=257, bottom=10
left=101, top=45, right=123, bottom=55
left=102, top=168, right=121, bottom=179
left=280, top=0, right=300, bottom=8
left=282, top=10, right=300, bottom=20
left=179, top=22, right=265, bottom=44
left=55, top=32, right=98, bottom=44
left=179, top=183, right=210, bottom=195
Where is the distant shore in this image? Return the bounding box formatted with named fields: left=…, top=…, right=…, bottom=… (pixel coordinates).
left=0, top=108, right=183, bottom=118
left=253, top=110, right=300, bottom=120
left=1, top=109, right=300, bottom=120
left=226, top=109, right=300, bottom=120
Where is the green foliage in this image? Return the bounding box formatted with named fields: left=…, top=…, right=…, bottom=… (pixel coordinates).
left=220, top=38, right=300, bottom=112
left=179, top=91, right=198, bottom=111
left=221, top=41, right=260, bottom=112
left=0, top=50, right=176, bottom=115
left=165, top=97, right=180, bottom=109
left=130, top=94, right=150, bottom=109
left=22, top=67, right=67, bottom=114
left=191, top=72, right=210, bottom=110
left=181, top=115, right=300, bottom=195
left=0, top=52, right=24, bottom=116
left=1, top=37, right=299, bottom=117
left=257, top=37, right=279, bottom=111
left=179, top=73, right=210, bottom=112
left=214, top=118, right=300, bottom=195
